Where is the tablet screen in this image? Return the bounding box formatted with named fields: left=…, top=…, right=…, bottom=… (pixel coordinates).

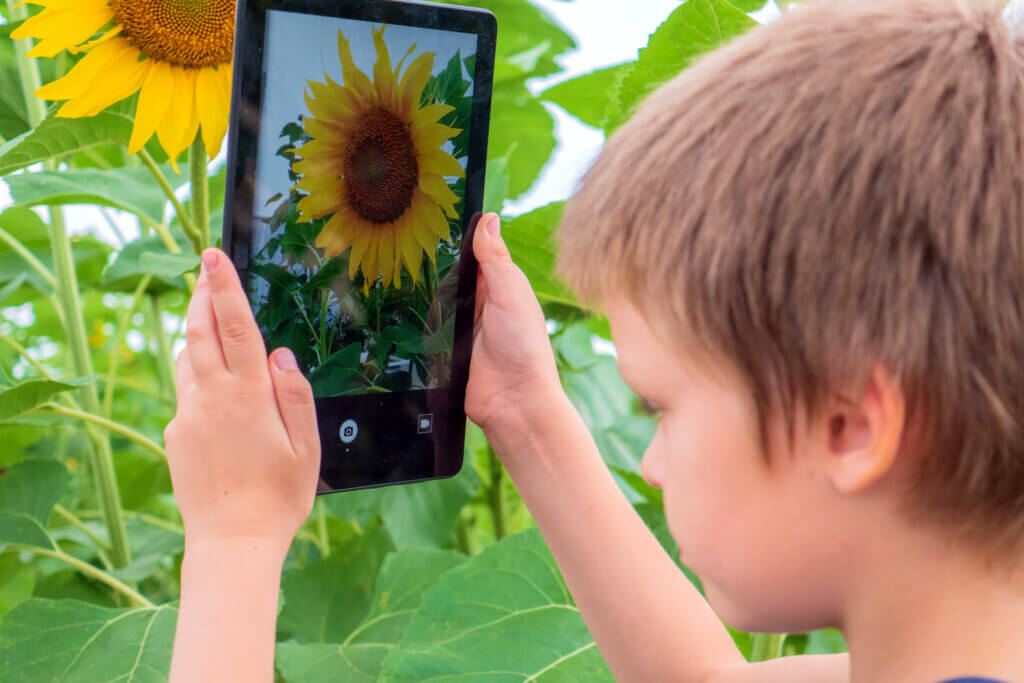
left=225, top=1, right=494, bottom=492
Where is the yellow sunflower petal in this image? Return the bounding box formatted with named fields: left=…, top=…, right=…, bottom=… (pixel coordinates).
left=156, top=68, right=198, bottom=170
left=196, top=66, right=229, bottom=159
left=361, top=231, right=381, bottom=284
left=410, top=102, right=455, bottom=128
left=371, top=25, right=396, bottom=111
left=419, top=174, right=461, bottom=218
left=412, top=122, right=461, bottom=154
left=395, top=213, right=424, bottom=283
left=128, top=60, right=175, bottom=154
left=14, top=1, right=112, bottom=58
left=348, top=231, right=372, bottom=281
left=56, top=50, right=147, bottom=118
left=418, top=149, right=465, bottom=179
left=336, top=30, right=375, bottom=106
left=35, top=38, right=126, bottom=101
left=396, top=52, right=435, bottom=119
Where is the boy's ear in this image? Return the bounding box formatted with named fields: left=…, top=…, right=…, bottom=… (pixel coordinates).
left=820, top=366, right=906, bottom=493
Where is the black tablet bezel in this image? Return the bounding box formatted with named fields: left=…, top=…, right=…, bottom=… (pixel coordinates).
left=223, top=0, right=496, bottom=493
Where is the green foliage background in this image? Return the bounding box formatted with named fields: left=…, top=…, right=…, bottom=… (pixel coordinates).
left=0, top=1, right=847, bottom=680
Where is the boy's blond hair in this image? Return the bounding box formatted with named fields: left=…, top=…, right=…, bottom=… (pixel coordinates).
left=557, top=0, right=1024, bottom=554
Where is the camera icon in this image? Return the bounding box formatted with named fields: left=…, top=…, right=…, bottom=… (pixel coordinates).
left=339, top=419, right=358, bottom=444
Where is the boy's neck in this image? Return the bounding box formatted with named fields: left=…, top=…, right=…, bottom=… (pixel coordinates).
left=842, top=527, right=1024, bottom=683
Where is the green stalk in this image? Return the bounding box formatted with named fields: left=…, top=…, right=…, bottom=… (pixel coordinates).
left=102, top=275, right=152, bottom=417
left=316, top=500, right=330, bottom=558
left=7, top=546, right=152, bottom=608
left=7, top=6, right=132, bottom=569
left=138, top=148, right=203, bottom=253
left=148, top=296, right=177, bottom=403
left=486, top=447, right=506, bottom=540
left=41, top=402, right=167, bottom=461
left=53, top=503, right=114, bottom=571
left=0, top=227, right=57, bottom=290
left=189, top=135, right=210, bottom=250
left=749, top=633, right=786, bottom=662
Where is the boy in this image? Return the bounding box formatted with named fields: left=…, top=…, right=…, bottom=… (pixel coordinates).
left=164, top=0, right=1024, bottom=681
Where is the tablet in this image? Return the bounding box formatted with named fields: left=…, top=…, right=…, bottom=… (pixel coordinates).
left=223, top=0, right=496, bottom=493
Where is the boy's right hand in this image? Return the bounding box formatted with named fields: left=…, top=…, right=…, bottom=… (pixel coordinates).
left=465, top=214, right=565, bottom=453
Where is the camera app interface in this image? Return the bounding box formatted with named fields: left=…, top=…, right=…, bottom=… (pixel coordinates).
left=250, top=11, right=478, bottom=400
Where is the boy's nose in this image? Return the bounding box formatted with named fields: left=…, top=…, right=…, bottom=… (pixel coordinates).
left=641, top=447, right=665, bottom=489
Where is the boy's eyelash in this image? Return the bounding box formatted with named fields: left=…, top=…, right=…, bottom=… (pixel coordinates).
left=639, top=398, right=661, bottom=416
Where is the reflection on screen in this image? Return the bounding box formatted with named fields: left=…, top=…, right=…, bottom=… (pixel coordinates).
left=250, top=11, right=477, bottom=399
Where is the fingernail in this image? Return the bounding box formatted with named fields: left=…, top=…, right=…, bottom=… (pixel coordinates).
left=202, top=250, right=218, bottom=272
left=275, top=348, right=298, bottom=371
left=486, top=215, right=500, bottom=237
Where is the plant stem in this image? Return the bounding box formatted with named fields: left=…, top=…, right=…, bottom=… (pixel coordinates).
left=53, top=504, right=114, bottom=571
left=138, top=148, right=203, bottom=253
left=316, top=500, right=330, bottom=558
left=148, top=296, right=177, bottom=403
left=6, top=1, right=46, bottom=127
left=9, top=545, right=152, bottom=608
left=41, top=402, right=167, bottom=461
left=102, top=275, right=151, bottom=417
left=486, top=447, right=506, bottom=540
left=0, top=227, right=57, bottom=290
left=749, top=633, right=786, bottom=662
left=141, top=220, right=195, bottom=292
left=189, top=135, right=210, bottom=250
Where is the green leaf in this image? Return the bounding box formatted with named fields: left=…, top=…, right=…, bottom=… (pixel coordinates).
left=0, top=377, right=94, bottom=422
left=138, top=251, right=200, bottom=280
left=729, top=0, right=769, bottom=11
left=0, top=512, right=56, bottom=550
left=483, top=153, right=511, bottom=215
left=279, top=523, right=394, bottom=643
left=0, top=555, right=36, bottom=621
left=541, top=63, right=633, bottom=129
left=0, top=599, right=177, bottom=682
left=324, top=459, right=480, bottom=550
left=308, top=343, right=363, bottom=397
left=502, top=202, right=577, bottom=307
left=606, top=0, right=757, bottom=132
left=0, top=106, right=134, bottom=176
left=381, top=529, right=612, bottom=681
left=101, top=236, right=192, bottom=292
left=276, top=549, right=466, bottom=683
left=0, top=206, right=54, bottom=297
left=4, top=165, right=180, bottom=226
left=489, top=92, right=555, bottom=199
left=109, top=518, right=184, bottom=584
left=0, top=460, right=70, bottom=522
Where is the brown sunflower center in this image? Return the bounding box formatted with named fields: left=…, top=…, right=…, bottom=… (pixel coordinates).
left=109, top=0, right=235, bottom=68
left=343, top=107, right=419, bottom=225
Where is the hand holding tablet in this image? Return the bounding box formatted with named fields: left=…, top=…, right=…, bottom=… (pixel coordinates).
left=223, top=0, right=496, bottom=493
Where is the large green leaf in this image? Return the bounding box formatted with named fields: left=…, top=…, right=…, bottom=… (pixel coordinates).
left=0, top=599, right=177, bottom=682
left=4, top=165, right=179, bottom=226
left=605, top=0, right=757, bottom=132
left=278, top=522, right=394, bottom=644
left=0, top=512, right=56, bottom=549
left=0, top=377, right=94, bottom=422
left=101, top=235, right=194, bottom=293
left=502, top=202, right=577, bottom=308
left=0, top=105, right=134, bottom=176
left=109, top=518, right=184, bottom=584
left=323, top=457, right=480, bottom=550
left=541, top=63, right=633, bottom=129
left=489, top=92, right=555, bottom=199
left=276, top=548, right=466, bottom=682
left=0, top=460, right=70, bottom=522
left=380, top=528, right=612, bottom=681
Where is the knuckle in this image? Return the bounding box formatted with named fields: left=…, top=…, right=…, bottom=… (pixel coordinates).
left=219, top=317, right=252, bottom=346
left=185, top=321, right=206, bottom=346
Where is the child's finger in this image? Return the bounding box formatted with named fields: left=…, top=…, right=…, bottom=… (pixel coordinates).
left=185, top=272, right=227, bottom=380
left=174, top=343, right=195, bottom=395
left=201, top=249, right=266, bottom=378
left=268, top=348, right=320, bottom=459
left=471, top=214, right=527, bottom=309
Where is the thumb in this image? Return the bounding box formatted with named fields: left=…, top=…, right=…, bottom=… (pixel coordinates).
left=268, top=348, right=320, bottom=460
left=472, top=214, right=525, bottom=307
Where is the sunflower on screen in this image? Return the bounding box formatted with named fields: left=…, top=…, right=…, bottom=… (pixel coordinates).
left=293, top=25, right=465, bottom=293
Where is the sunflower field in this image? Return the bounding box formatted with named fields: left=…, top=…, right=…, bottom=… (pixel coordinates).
left=0, top=0, right=847, bottom=680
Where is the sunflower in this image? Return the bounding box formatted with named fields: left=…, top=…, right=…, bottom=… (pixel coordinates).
left=11, top=0, right=233, bottom=168
left=294, top=25, right=464, bottom=292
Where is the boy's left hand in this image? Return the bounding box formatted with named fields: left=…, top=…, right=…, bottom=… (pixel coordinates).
left=164, top=249, right=321, bottom=555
